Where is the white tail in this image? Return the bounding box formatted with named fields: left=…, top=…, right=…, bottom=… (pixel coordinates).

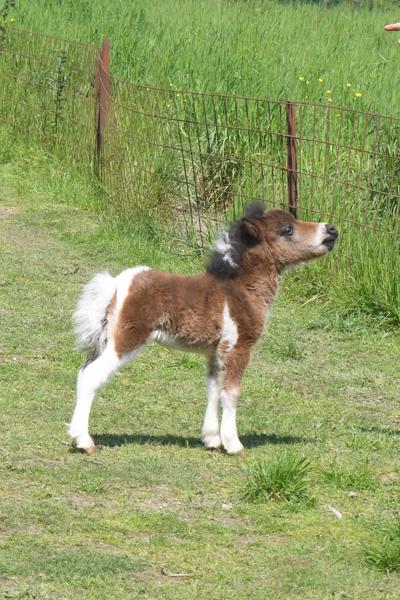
left=73, top=272, right=116, bottom=351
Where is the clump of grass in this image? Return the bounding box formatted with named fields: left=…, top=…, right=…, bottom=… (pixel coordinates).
left=270, top=338, right=305, bottom=361
left=242, top=454, right=312, bottom=505
left=364, top=520, right=400, bottom=573
left=320, top=463, right=378, bottom=491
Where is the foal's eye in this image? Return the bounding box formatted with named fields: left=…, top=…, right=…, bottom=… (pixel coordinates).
left=280, top=224, right=293, bottom=237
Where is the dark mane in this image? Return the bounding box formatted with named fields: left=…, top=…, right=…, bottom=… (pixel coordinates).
left=206, top=202, right=265, bottom=279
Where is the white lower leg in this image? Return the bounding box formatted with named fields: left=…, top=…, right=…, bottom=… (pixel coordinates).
left=201, top=371, right=221, bottom=449
left=220, top=388, right=244, bottom=455
left=68, top=346, right=121, bottom=450
left=68, top=368, right=96, bottom=450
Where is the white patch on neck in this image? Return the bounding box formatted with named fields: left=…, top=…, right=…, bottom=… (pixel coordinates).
left=214, top=230, right=237, bottom=268
left=221, top=302, right=238, bottom=350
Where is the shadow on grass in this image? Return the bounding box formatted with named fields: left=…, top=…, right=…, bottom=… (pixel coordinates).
left=360, top=426, right=400, bottom=437
left=93, top=432, right=311, bottom=449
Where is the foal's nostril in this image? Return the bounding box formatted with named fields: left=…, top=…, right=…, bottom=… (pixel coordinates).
left=325, top=223, right=338, bottom=238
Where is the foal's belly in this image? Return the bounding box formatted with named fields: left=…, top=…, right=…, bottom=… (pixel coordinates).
left=151, top=329, right=215, bottom=355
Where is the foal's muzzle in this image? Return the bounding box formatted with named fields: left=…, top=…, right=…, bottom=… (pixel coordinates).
left=322, top=223, right=338, bottom=250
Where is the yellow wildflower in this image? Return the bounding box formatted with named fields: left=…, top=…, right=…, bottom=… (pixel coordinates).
left=318, top=78, right=324, bottom=83
left=354, top=92, right=362, bottom=98
left=327, top=98, right=333, bottom=103
left=346, top=83, right=352, bottom=88
left=306, top=80, right=310, bottom=85
left=299, top=76, right=305, bottom=81
left=326, top=90, right=332, bottom=94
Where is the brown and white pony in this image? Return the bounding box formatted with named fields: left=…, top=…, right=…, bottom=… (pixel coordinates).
left=68, top=204, right=338, bottom=455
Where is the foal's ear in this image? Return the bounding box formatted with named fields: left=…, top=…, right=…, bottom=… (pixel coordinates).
left=240, top=217, right=263, bottom=243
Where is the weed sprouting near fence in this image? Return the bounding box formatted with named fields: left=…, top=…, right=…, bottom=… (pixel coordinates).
left=0, top=26, right=99, bottom=171
left=0, top=26, right=399, bottom=322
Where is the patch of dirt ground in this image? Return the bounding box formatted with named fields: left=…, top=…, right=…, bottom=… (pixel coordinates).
left=0, top=205, right=18, bottom=220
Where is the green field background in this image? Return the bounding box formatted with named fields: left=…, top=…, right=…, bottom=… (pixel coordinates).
left=1, top=0, right=399, bottom=322
left=10, top=0, right=400, bottom=115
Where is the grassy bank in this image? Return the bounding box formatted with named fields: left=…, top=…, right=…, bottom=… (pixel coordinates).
left=1, top=151, right=400, bottom=599
left=11, top=0, right=400, bottom=115
left=2, top=130, right=399, bottom=325
left=0, top=1, right=399, bottom=324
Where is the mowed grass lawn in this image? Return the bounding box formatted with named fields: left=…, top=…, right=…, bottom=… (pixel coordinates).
left=1, top=162, right=400, bottom=599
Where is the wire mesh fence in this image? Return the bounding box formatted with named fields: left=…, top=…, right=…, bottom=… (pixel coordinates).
left=1, top=26, right=399, bottom=270
left=101, top=73, right=400, bottom=261
left=0, top=26, right=99, bottom=174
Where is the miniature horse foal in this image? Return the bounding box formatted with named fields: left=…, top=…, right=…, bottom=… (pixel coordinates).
left=69, top=204, right=338, bottom=455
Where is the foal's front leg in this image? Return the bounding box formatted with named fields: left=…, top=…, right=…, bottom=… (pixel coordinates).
left=219, top=345, right=250, bottom=455
left=201, top=353, right=221, bottom=450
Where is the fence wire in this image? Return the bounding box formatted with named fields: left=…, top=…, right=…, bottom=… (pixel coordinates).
left=1, top=26, right=399, bottom=266
left=0, top=26, right=99, bottom=174
left=101, top=75, right=400, bottom=263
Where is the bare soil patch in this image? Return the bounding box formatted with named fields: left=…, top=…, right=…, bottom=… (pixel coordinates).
left=0, top=205, right=18, bottom=220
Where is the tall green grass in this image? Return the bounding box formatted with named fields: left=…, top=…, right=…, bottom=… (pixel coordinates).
left=11, top=0, right=400, bottom=115
left=0, top=0, right=399, bottom=324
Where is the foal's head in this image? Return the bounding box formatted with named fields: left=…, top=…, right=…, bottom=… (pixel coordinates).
left=207, top=203, right=338, bottom=277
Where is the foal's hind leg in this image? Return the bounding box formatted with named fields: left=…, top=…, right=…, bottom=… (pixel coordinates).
left=68, top=344, right=124, bottom=453
left=201, top=353, right=221, bottom=450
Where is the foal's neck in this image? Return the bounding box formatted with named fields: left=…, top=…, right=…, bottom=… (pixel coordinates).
left=236, top=267, right=279, bottom=307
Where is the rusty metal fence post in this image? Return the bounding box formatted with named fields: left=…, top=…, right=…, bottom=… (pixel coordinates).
left=286, top=102, right=298, bottom=218
left=95, top=37, right=110, bottom=176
